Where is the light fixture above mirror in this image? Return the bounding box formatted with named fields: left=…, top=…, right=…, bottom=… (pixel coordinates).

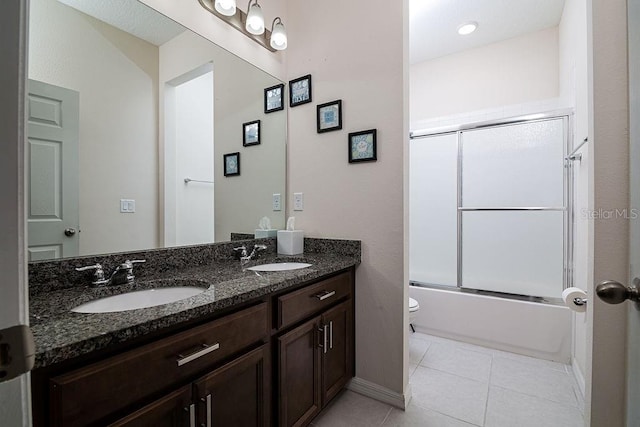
left=198, top=0, right=287, bottom=52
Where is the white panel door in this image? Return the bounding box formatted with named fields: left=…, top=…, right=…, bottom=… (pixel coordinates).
left=27, top=79, right=79, bottom=260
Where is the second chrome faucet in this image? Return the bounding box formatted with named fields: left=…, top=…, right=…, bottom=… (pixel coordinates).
left=234, top=244, right=267, bottom=266
left=76, top=259, right=146, bottom=286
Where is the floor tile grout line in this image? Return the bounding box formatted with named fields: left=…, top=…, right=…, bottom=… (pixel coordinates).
left=379, top=406, right=393, bottom=426
left=489, top=383, right=581, bottom=409
left=414, top=364, right=491, bottom=385
left=409, top=399, right=484, bottom=427
left=482, top=354, right=494, bottom=427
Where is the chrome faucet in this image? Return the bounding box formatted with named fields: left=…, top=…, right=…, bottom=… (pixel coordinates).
left=109, top=260, right=146, bottom=285
left=233, top=244, right=267, bottom=266
left=76, top=259, right=145, bottom=286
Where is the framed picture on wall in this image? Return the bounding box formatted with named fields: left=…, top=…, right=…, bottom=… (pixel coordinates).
left=224, top=152, right=240, bottom=176
left=348, top=129, right=377, bottom=163
left=289, top=74, right=312, bottom=107
left=264, top=83, right=284, bottom=113
left=243, top=120, right=260, bottom=146
left=317, top=100, right=342, bottom=133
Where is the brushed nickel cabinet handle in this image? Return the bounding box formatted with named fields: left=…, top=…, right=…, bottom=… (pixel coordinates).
left=177, top=343, right=220, bottom=366
left=329, top=321, right=333, bottom=350
left=206, top=394, right=212, bottom=427
left=315, top=290, right=336, bottom=301
left=189, top=403, right=196, bottom=427
left=323, top=324, right=328, bottom=354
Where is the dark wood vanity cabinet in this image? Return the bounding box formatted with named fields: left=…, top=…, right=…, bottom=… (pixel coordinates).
left=277, top=273, right=354, bottom=427
left=107, top=385, right=193, bottom=427
left=193, top=344, right=270, bottom=427
left=33, top=268, right=355, bottom=427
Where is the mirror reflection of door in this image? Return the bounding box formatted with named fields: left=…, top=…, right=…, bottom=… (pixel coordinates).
left=164, top=64, right=215, bottom=247
left=27, top=79, right=79, bottom=261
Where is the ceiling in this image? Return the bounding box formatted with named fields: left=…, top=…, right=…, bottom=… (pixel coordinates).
left=410, top=0, right=566, bottom=65
left=58, top=0, right=185, bottom=46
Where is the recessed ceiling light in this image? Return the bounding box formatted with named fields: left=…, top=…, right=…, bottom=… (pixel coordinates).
left=457, top=22, right=478, bottom=35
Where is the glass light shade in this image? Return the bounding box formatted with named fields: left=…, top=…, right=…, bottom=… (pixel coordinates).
left=214, top=0, right=236, bottom=16
left=270, top=20, right=287, bottom=50
left=245, top=3, right=265, bottom=35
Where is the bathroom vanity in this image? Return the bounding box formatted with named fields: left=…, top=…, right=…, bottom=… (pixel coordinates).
left=29, top=238, right=359, bottom=427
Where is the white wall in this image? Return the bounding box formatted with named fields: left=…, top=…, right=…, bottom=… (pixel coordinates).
left=558, top=0, right=590, bottom=397
left=28, top=0, right=159, bottom=255
left=159, top=31, right=286, bottom=242
left=285, top=0, right=409, bottom=401
left=174, top=71, right=215, bottom=245
left=410, top=27, right=559, bottom=128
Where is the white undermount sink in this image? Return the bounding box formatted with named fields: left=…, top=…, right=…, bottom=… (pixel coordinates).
left=247, top=262, right=312, bottom=272
left=72, top=283, right=207, bottom=313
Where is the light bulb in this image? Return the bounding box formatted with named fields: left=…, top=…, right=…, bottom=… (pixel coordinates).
left=214, top=0, right=236, bottom=16
left=245, top=2, right=265, bottom=35
left=270, top=18, right=287, bottom=50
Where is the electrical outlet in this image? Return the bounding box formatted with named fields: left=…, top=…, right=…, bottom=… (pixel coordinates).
left=272, top=193, right=282, bottom=211
left=120, top=199, right=135, bottom=213
left=293, top=193, right=304, bottom=211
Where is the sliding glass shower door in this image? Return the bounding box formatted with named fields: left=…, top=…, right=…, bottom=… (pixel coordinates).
left=409, top=115, right=570, bottom=299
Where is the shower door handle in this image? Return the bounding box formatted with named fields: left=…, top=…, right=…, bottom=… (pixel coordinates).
left=595, top=278, right=640, bottom=304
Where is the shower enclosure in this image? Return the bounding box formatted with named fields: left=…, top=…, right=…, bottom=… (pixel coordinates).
left=409, top=113, right=573, bottom=300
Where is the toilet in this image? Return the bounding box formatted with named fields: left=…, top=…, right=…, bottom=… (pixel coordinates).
left=409, top=297, right=420, bottom=333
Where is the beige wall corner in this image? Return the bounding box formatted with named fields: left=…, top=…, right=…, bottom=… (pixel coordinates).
left=285, top=0, right=407, bottom=394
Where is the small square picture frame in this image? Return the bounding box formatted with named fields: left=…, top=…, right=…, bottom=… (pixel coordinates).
left=348, top=129, right=377, bottom=163
left=289, top=74, right=312, bottom=107
left=264, top=83, right=284, bottom=113
left=317, top=100, right=342, bottom=133
left=243, top=120, right=260, bottom=146
left=224, top=152, right=240, bottom=176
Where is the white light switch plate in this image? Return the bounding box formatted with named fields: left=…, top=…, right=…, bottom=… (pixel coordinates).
left=120, top=199, right=135, bottom=213
left=293, top=193, right=304, bottom=211
left=273, top=193, right=282, bottom=211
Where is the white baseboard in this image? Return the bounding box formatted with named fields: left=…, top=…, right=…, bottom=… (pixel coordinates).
left=571, top=358, right=586, bottom=398
left=347, top=377, right=409, bottom=409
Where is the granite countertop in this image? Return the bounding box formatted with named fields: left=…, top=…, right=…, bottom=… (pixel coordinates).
left=30, top=253, right=358, bottom=369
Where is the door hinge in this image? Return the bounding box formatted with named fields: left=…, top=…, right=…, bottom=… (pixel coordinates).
left=0, top=325, right=35, bottom=382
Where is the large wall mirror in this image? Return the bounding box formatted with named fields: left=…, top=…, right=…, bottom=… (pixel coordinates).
left=27, top=0, right=287, bottom=261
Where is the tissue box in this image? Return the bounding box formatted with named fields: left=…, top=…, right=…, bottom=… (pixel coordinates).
left=277, top=230, right=304, bottom=255
left=255, top=229, right=278, bottom=238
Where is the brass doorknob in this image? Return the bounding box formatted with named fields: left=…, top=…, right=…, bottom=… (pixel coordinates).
left=595, top=279, right=640, bottom=304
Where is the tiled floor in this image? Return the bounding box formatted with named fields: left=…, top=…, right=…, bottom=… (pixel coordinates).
left=312, top=332, right=585, bottom=427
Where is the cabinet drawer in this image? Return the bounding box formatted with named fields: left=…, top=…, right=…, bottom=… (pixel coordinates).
left=50, top=302, right=268, bottom=427
left=277, top=272, right=352, bottom=329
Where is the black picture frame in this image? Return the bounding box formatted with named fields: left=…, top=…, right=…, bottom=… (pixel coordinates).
left=224, top=152, right=240, bottom=176
left=264, top=83, right=284, bottom=113
left=317, top=100, right=342, bottom=133
left=348, top=129, right=377, bottom=163
left=289, top=74, right=312, bottom=107
left=243, top=120, right=260, bottom=146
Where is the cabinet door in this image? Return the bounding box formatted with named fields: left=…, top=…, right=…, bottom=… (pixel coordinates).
left=278, top=316, right=322, bottom=427
left=107, top=385, right=192, bottom=427
left=321, top=299, right=353, bottom=406
left=194, top=344, right=269, bottom=427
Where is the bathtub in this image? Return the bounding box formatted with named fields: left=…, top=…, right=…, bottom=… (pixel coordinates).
left=409, top=285, right=572, bottom=363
